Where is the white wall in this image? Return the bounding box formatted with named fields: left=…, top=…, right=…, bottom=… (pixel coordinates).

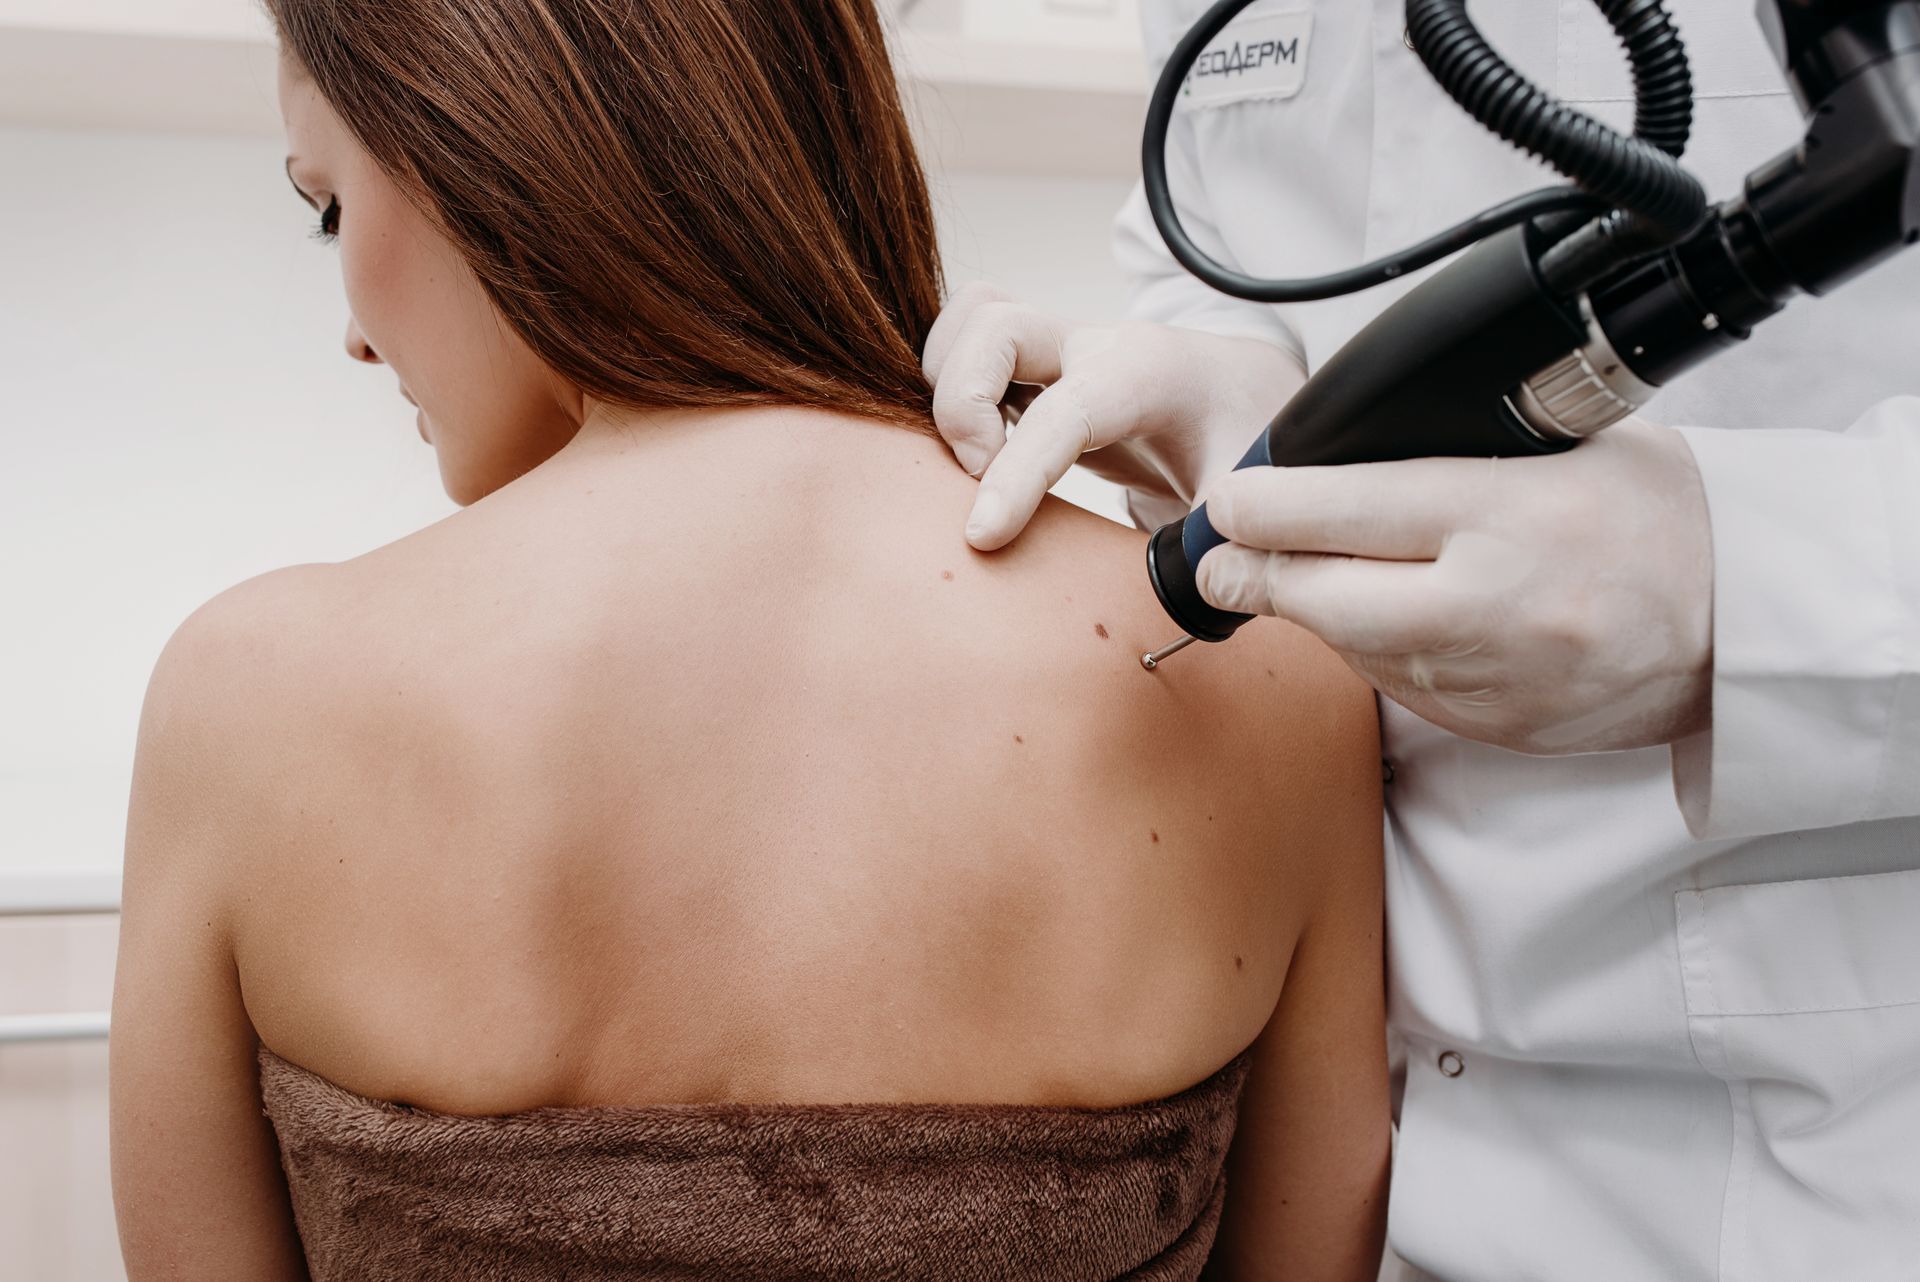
left=0, top=119, right=1136, bottom=1279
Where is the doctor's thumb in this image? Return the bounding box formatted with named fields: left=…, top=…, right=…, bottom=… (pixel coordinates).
left=1196, top=544, right=1288, bottom=617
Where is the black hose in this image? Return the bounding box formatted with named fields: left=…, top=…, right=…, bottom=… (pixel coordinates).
left=1142, top=0, right=1707, bottom=305
left=1406, top=0, right=1708, bottom=290
left=1140, top=0, right=1606, bottom=304
left=1610, top=0, right=1695, bottom=157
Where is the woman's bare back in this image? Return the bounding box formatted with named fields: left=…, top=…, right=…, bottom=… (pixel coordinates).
left=212, top=408, right=1379, bottom=1115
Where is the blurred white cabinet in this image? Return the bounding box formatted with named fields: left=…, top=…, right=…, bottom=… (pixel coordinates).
left=964, top=0, right=1143, bottom=50
left=0, top=0, right=276, bottom=135
left=0, top=0, right=1150, bottom=176
left=0, top=0, right=268, bottom=39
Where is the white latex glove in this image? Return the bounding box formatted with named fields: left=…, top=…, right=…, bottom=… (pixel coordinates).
left=1196, top=419, right=1715, bottom=754
left=921, top=283, right=1305, bottom=550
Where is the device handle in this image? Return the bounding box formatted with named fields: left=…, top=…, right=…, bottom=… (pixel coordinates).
left=1146, top=226, right=1588, bottom=645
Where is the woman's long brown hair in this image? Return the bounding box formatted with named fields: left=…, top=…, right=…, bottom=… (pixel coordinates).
left=267, top=0, right=944, bottom=431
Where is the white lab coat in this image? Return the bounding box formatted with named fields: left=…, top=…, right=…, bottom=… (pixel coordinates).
left=1114, top=2, right=1920, bottom=1278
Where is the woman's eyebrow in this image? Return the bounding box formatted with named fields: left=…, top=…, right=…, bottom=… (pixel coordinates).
left=283, top=157, right=318, bottom=210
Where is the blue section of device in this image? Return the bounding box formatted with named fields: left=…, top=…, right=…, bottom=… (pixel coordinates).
left=1180, top=430, right=1273, bottom=571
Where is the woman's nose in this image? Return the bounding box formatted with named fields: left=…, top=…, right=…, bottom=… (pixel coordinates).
left=344, top=318, right=383, bottom=365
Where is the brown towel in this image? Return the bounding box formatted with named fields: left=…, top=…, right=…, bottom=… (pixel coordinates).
left=258, top=1046, right=1253, bottom=1281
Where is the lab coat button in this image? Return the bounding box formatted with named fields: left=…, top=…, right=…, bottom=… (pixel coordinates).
left=1437, top=1050, right=1465, bottom=1078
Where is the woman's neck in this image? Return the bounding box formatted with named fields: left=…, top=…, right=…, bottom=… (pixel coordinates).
left=555, top=400, right=949, bottom=487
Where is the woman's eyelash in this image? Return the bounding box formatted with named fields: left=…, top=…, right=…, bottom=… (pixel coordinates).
left=311, top=198, right=341, bottom=244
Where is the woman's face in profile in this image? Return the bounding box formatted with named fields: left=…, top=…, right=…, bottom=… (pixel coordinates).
left=276, top=59, right=583, bottom=504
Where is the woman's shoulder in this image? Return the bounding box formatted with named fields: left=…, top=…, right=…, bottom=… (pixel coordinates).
left=153, top=550, right=425, bottom=701
left=128, top=563, right=371, bottom=929
left=153, top=489, right=522, bottom=710
left=145, top=562, right=356, bottom=748
left=1004, top=494, right=1379, bottom=788
left=913, top=490, right=1382, bottom=919
left=138, top=555, right=452, bottom=838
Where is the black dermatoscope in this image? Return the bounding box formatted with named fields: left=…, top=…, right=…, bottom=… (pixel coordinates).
left=1139, top=0, right=1920, bottom=669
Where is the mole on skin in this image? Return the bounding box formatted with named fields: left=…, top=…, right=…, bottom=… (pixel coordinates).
left=1234, top=955, right=1244, bottom=971
left=1014, top=735, right=1025, bottom=744
left=1150, top=830, right=1160, bottom=843
left=1094, top=622, right=1110, bottom=640
left=941, top=569, right=954, bottom=581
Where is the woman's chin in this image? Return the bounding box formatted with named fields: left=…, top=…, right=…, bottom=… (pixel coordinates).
left=440, top=468, right=481, bottom=508
left=434, top=452, right=501, bottom=509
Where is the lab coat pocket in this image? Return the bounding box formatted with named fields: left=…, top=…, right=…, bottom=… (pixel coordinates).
left=1676, top=869, right=1920, bottom=1282
left=1555, top=0, right=1792, bottom=104
left=1554, top=0, right=1805, bottom=194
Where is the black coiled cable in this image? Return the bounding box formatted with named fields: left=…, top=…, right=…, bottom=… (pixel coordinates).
left=1142, top=0, right=1709, bottom=304
left=1409, top=0, right=1708, bottom=289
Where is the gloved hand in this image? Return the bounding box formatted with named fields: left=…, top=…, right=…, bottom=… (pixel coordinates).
left=1196, top=419, right=1715, bottom=754
left=921, top=283, right=1305, bottom=550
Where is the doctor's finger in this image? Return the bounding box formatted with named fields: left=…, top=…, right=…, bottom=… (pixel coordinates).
left=921, top=282, right=1014, bottom=383
left=1196, top=544, right=1458, bottom=655
left=964, top=379, right=1102, bottom=551
left=927, top=299, right=1069, bottom=479
left=1204, top=457, right=1493, bottom=559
